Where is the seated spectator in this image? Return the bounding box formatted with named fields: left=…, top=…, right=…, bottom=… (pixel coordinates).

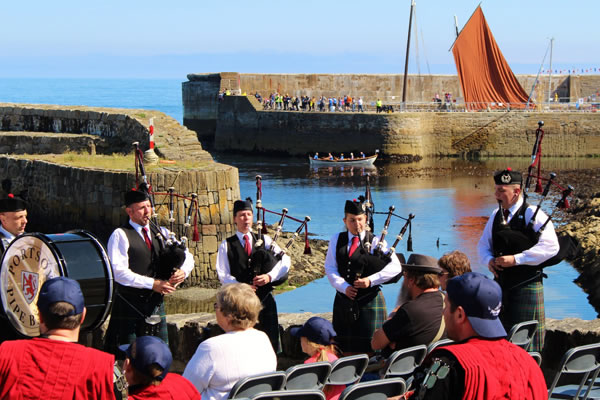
left=412, top=272, right=547, bottom=399
left=291, top=317, right=345, bottom=400
left=121, top=336, right=199, bottom=399
left=183, top=283, right=276, bottom=400
left=438, top=250, right=471, bottom=290
left=371, top=254, right=445, bottom=357
left=0, top=277, right=115, bottom=399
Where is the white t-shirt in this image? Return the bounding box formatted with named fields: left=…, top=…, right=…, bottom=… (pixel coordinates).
left=182, top=328, right=277, bottom=400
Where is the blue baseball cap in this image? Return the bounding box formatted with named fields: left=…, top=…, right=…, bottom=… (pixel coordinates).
left=446, top=272, right=507, bottom=339
left=119, top=336, right=173, bottom=381
left=290, top=317, right=336, bottom=346
left=37, top=277, right=85, bottom=316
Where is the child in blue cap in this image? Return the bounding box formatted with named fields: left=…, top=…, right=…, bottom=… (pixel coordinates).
left=291, top=317, right=344, bottom=400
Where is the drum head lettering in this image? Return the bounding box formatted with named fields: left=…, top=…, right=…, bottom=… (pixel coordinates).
left=0, top=235, right=61, bottom=337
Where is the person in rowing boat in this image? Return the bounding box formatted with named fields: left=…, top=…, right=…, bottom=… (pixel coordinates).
left=360, top=152, right=366, bottom=158
left=340, top=153, right=345, bottom=160
left=328, top=153, right=334, bottom=160
left=324, top=198, right=401, bottom=355
left=477, top=168, right=559, bottom=353
left=314, top=152, right=319, bottom=160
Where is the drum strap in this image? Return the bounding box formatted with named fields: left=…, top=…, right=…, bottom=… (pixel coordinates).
left=115, top=291, right=158, bottom=319
left=430, top=292, right=446, bottom=344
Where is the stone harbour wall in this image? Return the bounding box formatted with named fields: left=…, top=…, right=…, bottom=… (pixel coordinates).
left=214, top=95, right=600, bottom=157
left=0, top=156, right=240, bottom=285
left=0, top=104, right=242, bottom=286
left=0, top=103, right=212, bottom=163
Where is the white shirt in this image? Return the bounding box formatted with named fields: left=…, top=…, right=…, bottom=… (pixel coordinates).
left=324, top=230, right=402, bottom=293
left=216, top=231, right=291, bottom=284
left=183, top=328, right=276, bottom=400
left=0, top=225, right=16, bottom=241
left=107, top=219, right=194, bottom=290
left=477, top=196, right=560, bottom=267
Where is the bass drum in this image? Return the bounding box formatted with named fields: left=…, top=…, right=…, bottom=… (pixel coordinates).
left=0, top=230, right=114, bottom=338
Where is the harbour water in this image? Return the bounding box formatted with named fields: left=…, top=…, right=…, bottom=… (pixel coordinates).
left=213, top=153, right=600, bottom=320
left=1, top=77, right=596, bottom=320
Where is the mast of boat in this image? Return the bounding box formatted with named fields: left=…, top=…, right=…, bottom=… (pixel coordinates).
left=526, top=39, right=552, bottom=109
left=547, top=37, right=554, bottom=102
left=454, top=15, right=459, bottom=37
left=402, top=0, right=416, bottom=106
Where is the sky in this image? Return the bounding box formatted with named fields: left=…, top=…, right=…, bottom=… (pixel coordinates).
left=0, top=0, right=598, bottom=78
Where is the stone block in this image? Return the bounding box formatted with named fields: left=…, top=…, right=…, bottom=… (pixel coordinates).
left=203, top=236, right=218, bottom=253
left=198, top=206, right=211, bottom=225
left=201, top=224, right=217, bottom=236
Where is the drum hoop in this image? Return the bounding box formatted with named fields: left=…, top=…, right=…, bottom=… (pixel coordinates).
left=0, top=231, right=114, bottom=336
left=0, top=232, right=66, bottom=337
left=65, top=229, right=115, bottom=331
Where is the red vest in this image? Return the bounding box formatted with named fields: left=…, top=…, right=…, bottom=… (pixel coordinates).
left=441, top=337, right=547, bottom=400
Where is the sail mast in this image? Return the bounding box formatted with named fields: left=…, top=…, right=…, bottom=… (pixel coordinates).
left=402, top=0, right=416, bottom=105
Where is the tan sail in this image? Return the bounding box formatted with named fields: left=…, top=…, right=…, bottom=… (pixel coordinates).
left=452, top=6, right=530, bottom=110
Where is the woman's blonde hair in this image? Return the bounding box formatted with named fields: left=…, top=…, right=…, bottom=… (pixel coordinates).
left=216, top=283, right=262, bottom=330
left=303, top=338, right=338, bottom=362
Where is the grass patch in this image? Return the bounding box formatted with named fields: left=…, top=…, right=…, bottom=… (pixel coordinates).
left=11, top=152, right=209, bottom=171
left=135, top=113, right=147, bottom=119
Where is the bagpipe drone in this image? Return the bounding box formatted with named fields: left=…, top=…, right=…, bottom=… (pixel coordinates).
left=132, top=142, right=198, bottom=280
left=359, top=173, right=415, bottom=283
left=250, top=175, right=311, bottom=286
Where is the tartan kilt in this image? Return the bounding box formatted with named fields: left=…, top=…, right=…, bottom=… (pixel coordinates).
left=104, top=287, right=168, bottom=355
left=500, top=280, right=545, bottom=353
left=255, top=292, right=281, bottom=353
left=333, top=289, right=387, bottom=353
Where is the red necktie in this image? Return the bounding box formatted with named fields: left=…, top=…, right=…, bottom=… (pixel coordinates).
left=244, top=234, right=252, bottom=256
left=142, top=227, right=152, bottom=250
left=348, top=236, right=360, bottom=257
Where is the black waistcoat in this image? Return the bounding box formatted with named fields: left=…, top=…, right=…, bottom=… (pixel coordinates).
left=335, top=231, right=381, bottom=298
left=491, top=201, right=542, bottom=289
left=122, top=223, right=162, bottom=278
left=226, top=233, right=273, bottom=299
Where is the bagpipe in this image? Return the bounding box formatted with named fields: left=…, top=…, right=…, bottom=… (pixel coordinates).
left=249, top=175, right=311, bottom=285
left=359, top=174, right=415, bottom=283
left=132, top=142, right=199, bottom=280
left=494, top=121, right=579, bottom=267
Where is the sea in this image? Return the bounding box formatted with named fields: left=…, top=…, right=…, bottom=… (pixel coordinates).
left=1, top=77, right=597, bottom=320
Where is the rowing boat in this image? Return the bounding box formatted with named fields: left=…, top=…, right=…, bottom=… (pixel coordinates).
left=309, top=153, right=378, bottom=167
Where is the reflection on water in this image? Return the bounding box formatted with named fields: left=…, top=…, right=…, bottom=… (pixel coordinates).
left=210, top=153, right=599, bottom=320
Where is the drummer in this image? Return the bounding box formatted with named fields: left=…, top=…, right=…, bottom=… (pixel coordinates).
left=104, top=188, right=194, bottom=354
left=324, top=199, right=401, bottom=355
left=0, top=193, right=28, bottom=253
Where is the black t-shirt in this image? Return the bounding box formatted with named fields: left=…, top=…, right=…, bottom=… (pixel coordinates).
left=381, top=291, right=446, bottom=357
left=412, top=349, right=465, bottom=400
